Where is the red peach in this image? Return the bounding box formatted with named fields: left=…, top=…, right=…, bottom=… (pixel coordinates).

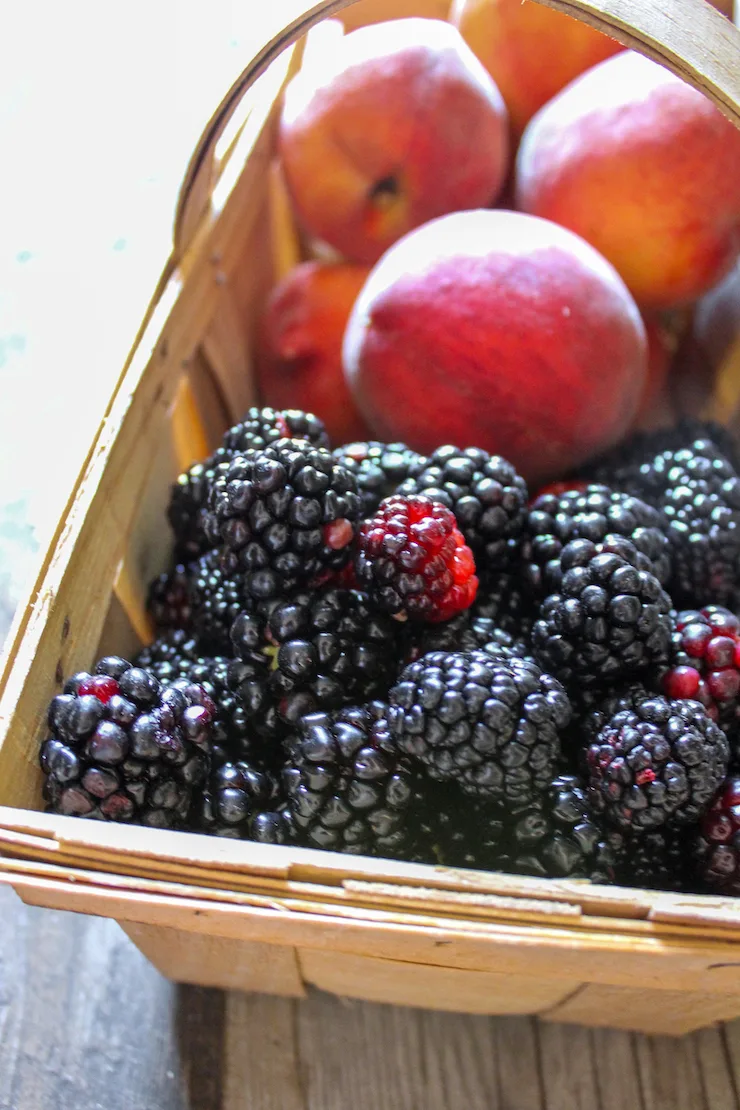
left=515, top=51, right=740, bottom=310
left=278, top=18, right=509, bottom=264
left=632, top=315, right=679, bottom=431
left=675, top=259, right=740, bottom=417
left=451, top=0, right=621, bottom=137
left=343, top=209, right=647, bottom=483
left=257, top=261, right=372, bottom=446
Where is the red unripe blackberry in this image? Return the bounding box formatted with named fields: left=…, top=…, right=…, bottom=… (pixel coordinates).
left=662, top=607, right=740, bottom=739
left=695, top=775, right=740, bottom=895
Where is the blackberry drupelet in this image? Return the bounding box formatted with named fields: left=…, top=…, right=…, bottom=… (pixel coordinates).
left=694, top=776, right=740, bottom=895
left=590, top=426, right=740, bottom=608
left=587, top=695, right=729, bottom=831
left=41, top=656, right=214, bottom=828
left=136, top=631, right=273, bottom=768
left=388, top=650, right=570, bottom=803
left=616, top=827, right=691, bottom=891
left=188, top=549, right=245, bottom=653
left=222, top=407, right=329, bottom=454
left=197, top=760, right=284, bottom=839
left=230, top=587, right=401, bottom=731
left=524, top=483, right=671, bottom=597
left=471, top=573, right=535, bottom=643
left=397, top=446, right=528, bottom=574
left=283, top=702, right=413, bottom=857
left=494, top=774, right=624, bottom=882
left=206, top=439, right=361, bottom=600
left=355, top=495, right=478, bottom=622
left=532, top=535, right=672, bottom=689
left=147, top=563, right=192, bottom=632
left=332, top=440, right=427, bottom=517
left=662, top=606, right=740, bottom=735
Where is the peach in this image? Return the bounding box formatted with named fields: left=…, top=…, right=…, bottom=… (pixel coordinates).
left=343, top=209, right=647, bottom=484
left=674, top=259, right=740, bottom=416
left=278, top=18, right=509, bottom=265
left=451, top=0, right=621, bottom=137
left=257, top=261, right=372, bottom=446
left=632, top=315, right=679, bottom=431
left=515, top=51, right=740, bottom=310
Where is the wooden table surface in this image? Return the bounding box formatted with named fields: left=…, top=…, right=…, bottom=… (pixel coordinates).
left=2, top=883, right=739, bottom=1110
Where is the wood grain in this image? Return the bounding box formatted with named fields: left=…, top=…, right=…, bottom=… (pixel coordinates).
left=6, top=885, right=740, bottom=1109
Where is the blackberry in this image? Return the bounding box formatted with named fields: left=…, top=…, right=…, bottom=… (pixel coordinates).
left=471, top=573, right=535, bottom=643
left=397, top=446, right=528, bottom=574
left=388, top=650, right=570, bottom=803
left=616, top=828, right=691, bottom=891
left=589, top=420, right=740, bottom=485
left=524, top=484, right=671, bottom=596
left=587, top=695, right=729, bottom=831
left=591, top=427, right=740, bottom=608
left=230, top=587, right=401, bottom=731
left=41, top=656, right=214, bottom=828
left=188, top=549, right=244, bottom=653
left=355, top=495, right=478, bottom=622
left=198, top=760, right=283, bottom=839
left=404, top=613, right=529, bottom=664
left=695, top=776, right=740, bottom=895
left=167, top=409, right=329, bottom=563
left=135, top=631, right=273, bottom=768
left=408, top=777, right=506, bottom=868
left=532, top=535, right=672, bottom=689
left=494, top=774, right=624, bottom=882
left=206, top=439, right=360, bottom=600
left=283, top=702, right=413, bottom=857
left=332, top=440, right=427, bottom=517
left=146, top=563, right=192, bottom=632
left=167, top=448, right=228, bottom=563
left=662, top=606, right=740, bottom=736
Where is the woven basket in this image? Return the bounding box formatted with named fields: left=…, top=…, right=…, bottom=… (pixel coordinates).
left=2, top=0, right=740, bottom=1036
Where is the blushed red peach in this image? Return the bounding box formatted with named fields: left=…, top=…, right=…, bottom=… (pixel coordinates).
left=278, top=18, right=509, bottom=264
left=343, top=209, right=647, bottom=484
left=515, top=52, right=740, bottom=310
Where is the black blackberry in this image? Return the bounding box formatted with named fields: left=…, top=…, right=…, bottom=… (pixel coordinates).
left=524, top=484, right=671, bottom=597
left=135, top=631, right=273, bottom=768
left=283, top=702, right=413, bottom=857
left=616, top=827, right=691, bottom=891
left=587, top=695, right=729, bottom=831
left=404, top=613, right=529, bottom=664
left=167, top=448, right=229, bottom=563
left=590, top=426, right=740, bottom=608
left=408, top=777, right=506, bottom=867
left=146, top=563, right=193, bottom=632
left=222, top=407, right=329, bottom=454
left=230, top=587, right=401, bottom=731
left=532, top=535, right=672, bottom=689
left=471, top=573, right=535, bottom=643
left=397, top=446, right=528, bottom=574
left=388, top=650, right=570, bottom=803
left=188, top=549, right=244, bottom=653
left=332, top=440, right=427, bottom=517
left=41, top=656, right=214, bottom=828
left=197, top=760, right=284, bottom=839
left=589, top=420, right=740, bottom=485
left=206, top=439, right=361, bottom=600
left=494, top=774, right=624, bottom=882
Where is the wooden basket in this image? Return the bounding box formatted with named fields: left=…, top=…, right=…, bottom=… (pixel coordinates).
left=2, top=0, right=740, bottom=1037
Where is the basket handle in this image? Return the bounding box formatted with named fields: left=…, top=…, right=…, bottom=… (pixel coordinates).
left=173, top=0, right=740, bottom=263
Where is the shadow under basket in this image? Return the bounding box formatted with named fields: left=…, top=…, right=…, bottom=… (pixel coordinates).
left=3, top=0, right=740, bottom=1037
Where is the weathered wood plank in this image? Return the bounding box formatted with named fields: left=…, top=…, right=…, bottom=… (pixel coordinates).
left=223, top=994, right=305, bottom=1110
left=635, top=1032, right=709, bottom=1110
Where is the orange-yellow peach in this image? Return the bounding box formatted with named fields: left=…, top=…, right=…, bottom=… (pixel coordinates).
left=451, top=0, right=621, bottom=137
left=257, top=261, right=371, bottom=446
left=278, top=18, right=509, bottom=265
left=515, top=51, right=740, bottom=310
left=343, top=209, right=647, bottom=484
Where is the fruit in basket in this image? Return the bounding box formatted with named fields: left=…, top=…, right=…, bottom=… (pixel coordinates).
left=343, top=209, right=647, bottom=483
left=451, top=0, right=621, bottom=136
left=675, top=259, right=740, bottom=416
left=633, top=315, right=678, bottom=431
left=283, top=701, right=413, bottom=856
left=388, top=649, right=571, bottom=801
left=256, top=262, right=372, bottom=445
left=695, top=776, right=740, bottom=894
left=167, top=407, right=328, bottom=563
left=662, top=606, right=740, bottom=733
left=515, top=51, right=740, bottom=310
left=205, top=438, right=361, bottom=601
left=587, top=695, right=729, bottom=831
left=278, top=17, right=509, bottom=264
left=41, top=656, right=214, bottom=827
left=332, top=440, right=428, bottom=518
left=354, top=495, right=478, bottom=622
